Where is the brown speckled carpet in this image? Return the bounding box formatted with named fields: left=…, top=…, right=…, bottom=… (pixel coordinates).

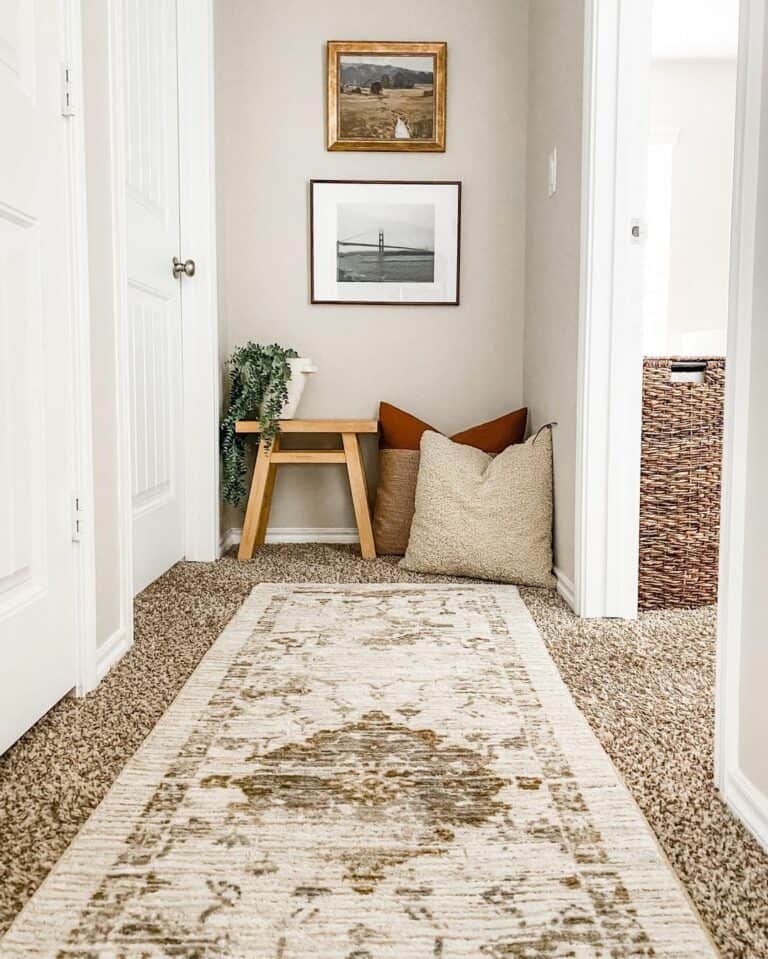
left=0, top=545, right=766, bottom=957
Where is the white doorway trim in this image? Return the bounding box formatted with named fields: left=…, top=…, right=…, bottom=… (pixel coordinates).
left=104, top=0, right=133, bottom=682
left=715, top=0, right=765, bottom=836
left=63, top=0, right=99, bottom=694
left=177, top=0, right=221, bottom=564
left=574, top=0, right=651, bottom=619
left=107, top=0, right=220, bottom=667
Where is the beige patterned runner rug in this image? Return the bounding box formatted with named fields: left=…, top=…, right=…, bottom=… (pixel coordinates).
left=2, top=585, right=716, bottom=958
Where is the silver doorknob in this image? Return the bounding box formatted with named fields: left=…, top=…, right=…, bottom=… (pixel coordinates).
left=172, top=256, right=196, bottom=278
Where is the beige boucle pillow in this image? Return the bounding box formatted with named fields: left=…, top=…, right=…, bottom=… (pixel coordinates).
left=401, top=428, right=555, bottom=588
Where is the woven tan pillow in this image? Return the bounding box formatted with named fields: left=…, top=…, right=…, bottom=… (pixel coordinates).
left=373, top=450, right=421, bottom=555
left=401, top=429, right=555, bottom=587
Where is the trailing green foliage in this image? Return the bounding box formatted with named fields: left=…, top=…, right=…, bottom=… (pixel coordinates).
left=220, top=342, right=298, bottom=505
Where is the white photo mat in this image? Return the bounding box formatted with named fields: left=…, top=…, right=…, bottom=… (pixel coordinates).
left=311, top=180, right=461, bottom=305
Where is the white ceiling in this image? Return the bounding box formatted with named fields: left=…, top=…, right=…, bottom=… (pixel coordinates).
left=652, top=0, right=739, bottom=60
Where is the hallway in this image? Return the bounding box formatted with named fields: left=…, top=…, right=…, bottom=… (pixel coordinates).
left=0, top=546, right=765, bottom=957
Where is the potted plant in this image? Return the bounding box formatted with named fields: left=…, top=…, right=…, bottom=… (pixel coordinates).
left=220, top=342, right=316, bottom=505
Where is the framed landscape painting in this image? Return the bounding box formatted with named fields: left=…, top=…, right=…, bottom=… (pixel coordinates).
left=327, top=41, right=447, bottom=152
left=310, top=180, right=461, bottom=305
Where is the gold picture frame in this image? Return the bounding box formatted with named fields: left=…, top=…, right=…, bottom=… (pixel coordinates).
left=327, top=41, right=447, bottom=152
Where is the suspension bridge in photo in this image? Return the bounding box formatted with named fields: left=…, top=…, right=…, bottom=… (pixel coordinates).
left=336, top=229, right=433, bottom=256
left=336, top=228, right=435, bottom=284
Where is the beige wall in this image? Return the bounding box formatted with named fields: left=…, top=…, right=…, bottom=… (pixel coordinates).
left=215, top=0, right=529, bottom=534
left=647, top=58, right=737, bottom=355
left=737, top=11, right=768, bottom=803
left=82, top=0, right=122, bottom=647
left=523, top=0, right=585, bottom=585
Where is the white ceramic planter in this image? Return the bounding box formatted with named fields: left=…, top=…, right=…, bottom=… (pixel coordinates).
left=279, top=357, right=318, bottom=419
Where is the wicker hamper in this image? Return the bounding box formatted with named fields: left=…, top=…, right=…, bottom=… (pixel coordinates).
left=638, top=357, right=725, bottom=610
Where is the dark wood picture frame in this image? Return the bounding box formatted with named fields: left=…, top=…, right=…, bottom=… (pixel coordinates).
left=327, top=41, right=447, bottom=152
left=310, top=179, right=462, bottom=306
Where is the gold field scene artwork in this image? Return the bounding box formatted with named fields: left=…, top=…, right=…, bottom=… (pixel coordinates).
left=341, top=84, right=434, bottom=140
left=327, top=41, right=446, bottom=152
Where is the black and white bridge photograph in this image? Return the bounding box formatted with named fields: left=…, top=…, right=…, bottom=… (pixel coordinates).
left=336, top=202, right=435, bottom=283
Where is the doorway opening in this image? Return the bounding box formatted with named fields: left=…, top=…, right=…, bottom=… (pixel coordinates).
left=575, top=0, right=742, bottom=620
left=577, top=0, right=767, bottom=849
left=637, top=0, right=738, bottom=611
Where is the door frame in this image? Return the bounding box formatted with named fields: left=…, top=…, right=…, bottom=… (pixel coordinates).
left=107, top=0, right=220, bottom=658
left=574, top=0, right=651, bottom=619
left=64, top=0, right=99, bottom=694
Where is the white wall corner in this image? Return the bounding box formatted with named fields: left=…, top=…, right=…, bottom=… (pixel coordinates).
left=714, top=0, right=765, bottom=797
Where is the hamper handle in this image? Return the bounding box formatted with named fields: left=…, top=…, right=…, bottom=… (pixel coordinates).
left=670, top=360, right=708, bottom=373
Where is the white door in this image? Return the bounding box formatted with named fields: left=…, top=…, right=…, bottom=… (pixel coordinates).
left=0, top=0, right=79, bottom=753
left=123, top=0, right=186, bottom=594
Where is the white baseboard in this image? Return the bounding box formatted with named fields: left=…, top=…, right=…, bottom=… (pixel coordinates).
left=554, top=566, right=576, bottom=610
left=724, top=766, right=768, bottom=853
left=95, top=627, right=132, bottom=683
left=220, top=526, right=360, bottom=554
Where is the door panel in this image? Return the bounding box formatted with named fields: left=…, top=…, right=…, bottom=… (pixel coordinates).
left=125, top=0, right=168, bottom=216
left=0, top=0, right=36, bottom=99
left=129, top=283, right=178, bottom=510
left=124, top=0, right=184, bottom=594
left=0, top=208, right=44, bottom=611
left=0, top=0, right=78, bottom=754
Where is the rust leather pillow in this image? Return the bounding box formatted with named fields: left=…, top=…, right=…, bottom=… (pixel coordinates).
left=373, top=403, right=528, bottom=554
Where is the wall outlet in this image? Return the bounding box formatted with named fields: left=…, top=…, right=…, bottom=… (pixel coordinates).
left=548, top=147, right=558, bottom=197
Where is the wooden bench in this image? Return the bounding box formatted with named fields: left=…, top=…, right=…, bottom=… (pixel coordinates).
left=235, top=419, right=378, bottom=561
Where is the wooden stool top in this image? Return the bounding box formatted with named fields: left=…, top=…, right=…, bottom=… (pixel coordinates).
left=236, top=419, right=378, bottom=434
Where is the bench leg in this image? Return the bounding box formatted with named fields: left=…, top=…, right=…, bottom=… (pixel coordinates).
left=255, top=434, right=280, bottom=546
left=239, top=436, right=274, bottom=560
left=342, top=432, right=376, bottom=560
